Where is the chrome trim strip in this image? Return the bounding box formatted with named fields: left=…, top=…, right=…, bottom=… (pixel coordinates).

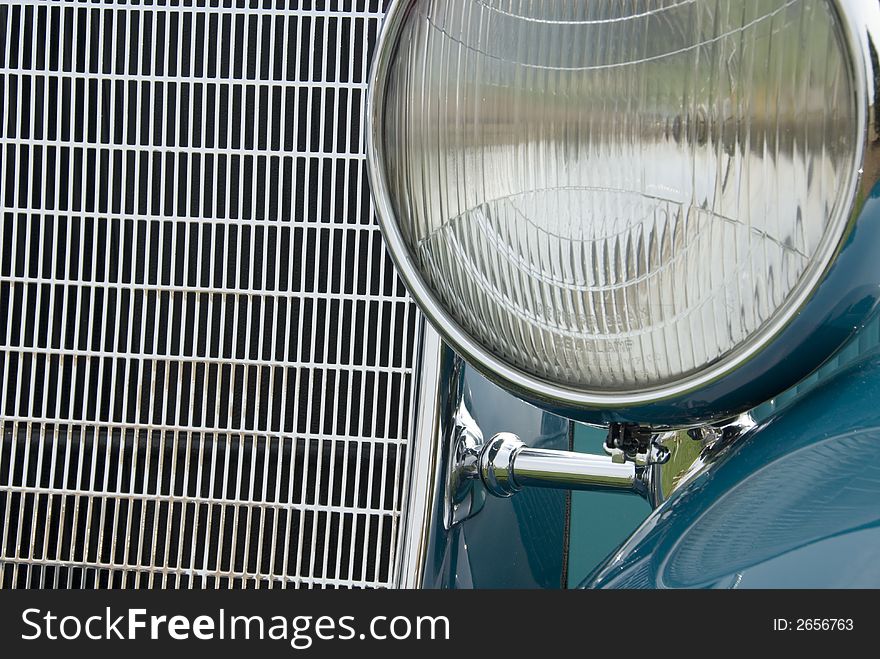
left=393, top=320, right=443, bottom=589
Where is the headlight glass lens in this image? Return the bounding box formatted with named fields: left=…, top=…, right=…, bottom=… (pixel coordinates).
left=379, top=0, right=858, bottom=393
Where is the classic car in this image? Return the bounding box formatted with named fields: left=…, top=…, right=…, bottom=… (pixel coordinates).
left=1, top=0, right=878, bottom=590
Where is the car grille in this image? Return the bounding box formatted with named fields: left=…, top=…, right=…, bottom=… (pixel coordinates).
left=0, top=0, right=422, bottom=589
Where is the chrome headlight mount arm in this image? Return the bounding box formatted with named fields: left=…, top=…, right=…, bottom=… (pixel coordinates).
left=447, top=426, right=661, bottom=528
left=447, top=415, right=757, bottom=526
left=478, top=432, right=654, bottom=498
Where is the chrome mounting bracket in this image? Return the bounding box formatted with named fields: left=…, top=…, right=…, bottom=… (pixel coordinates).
left=446, top=419, right=671, bottom=528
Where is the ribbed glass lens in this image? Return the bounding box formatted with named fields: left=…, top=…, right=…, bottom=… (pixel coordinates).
left=379, top=0, right=858, bottom=392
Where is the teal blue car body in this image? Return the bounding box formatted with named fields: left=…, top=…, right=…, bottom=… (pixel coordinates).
left=430, top=316, right=880, bottom=588
left=430, top=295, right=880, bottom=589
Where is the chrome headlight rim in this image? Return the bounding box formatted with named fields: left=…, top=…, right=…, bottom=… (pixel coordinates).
left=367, top=0, right=878, bottom=422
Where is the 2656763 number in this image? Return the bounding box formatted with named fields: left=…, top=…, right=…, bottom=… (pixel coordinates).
left=796, top=619, right=853, bottom=631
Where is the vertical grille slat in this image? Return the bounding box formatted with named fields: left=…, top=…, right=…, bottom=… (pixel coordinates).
left=0, top=0, right=419, bottom=589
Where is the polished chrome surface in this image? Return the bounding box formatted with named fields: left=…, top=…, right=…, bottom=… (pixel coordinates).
left=447, top=429, right=642, bottom=502
left=478, top=433, right=524, bottom=499
left=393, top=321, right=441, bottom=588
left=641, top=414, right=758, bottom=507
left=0, top=1, right=427, bottom=590
left=395, top=337, right=470, bottom=585
left=476, top=433, right=636, bottom=499
left=366, top=0, right=880, bottom=418
left=454, top=417, right=754, bottom=509
left=444, top=396, right=484, bottom=529
left=513, top=445, right=637, bottom=493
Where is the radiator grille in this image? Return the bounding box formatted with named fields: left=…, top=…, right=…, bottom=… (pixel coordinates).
left=0, top=0, right=421, bottom=589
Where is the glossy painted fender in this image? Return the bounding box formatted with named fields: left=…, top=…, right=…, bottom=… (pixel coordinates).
left=581, top=352, right=880, bottom=588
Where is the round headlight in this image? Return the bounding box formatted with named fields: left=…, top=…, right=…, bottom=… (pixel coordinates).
left=368, top=0, right=878, bottom=424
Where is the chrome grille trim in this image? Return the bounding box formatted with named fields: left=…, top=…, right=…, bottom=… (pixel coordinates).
left=0, top=0, right=422, bottom=589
